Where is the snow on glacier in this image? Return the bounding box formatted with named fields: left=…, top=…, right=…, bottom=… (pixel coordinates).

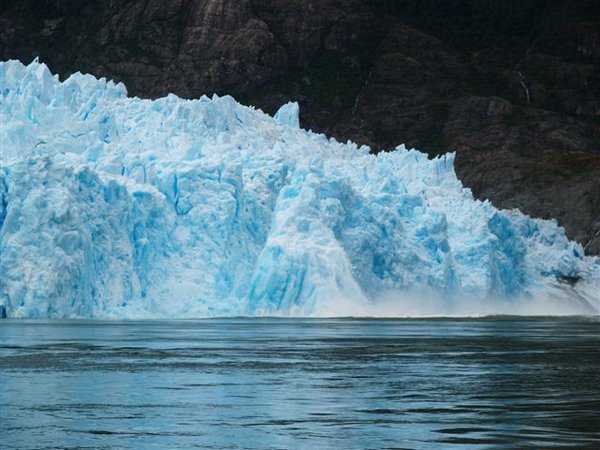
left=0, top=59, right=598, bottom=318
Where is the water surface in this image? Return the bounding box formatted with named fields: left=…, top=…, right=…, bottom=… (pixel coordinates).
left=1, top=318, right=599, bottom=449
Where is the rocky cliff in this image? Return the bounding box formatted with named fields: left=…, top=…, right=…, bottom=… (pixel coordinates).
left=2, top=0, right=599, bottom=253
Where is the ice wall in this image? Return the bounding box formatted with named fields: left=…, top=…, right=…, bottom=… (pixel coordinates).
left=1, top=60, right=598, bottom=318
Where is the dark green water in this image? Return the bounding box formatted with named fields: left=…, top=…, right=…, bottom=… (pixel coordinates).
left=1, top=318, right=599, bottom=449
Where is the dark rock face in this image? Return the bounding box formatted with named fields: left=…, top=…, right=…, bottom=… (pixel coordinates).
left=2, top=0, right=599, bottom=254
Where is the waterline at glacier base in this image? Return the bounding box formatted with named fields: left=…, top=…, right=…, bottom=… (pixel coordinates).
left=1, top=59, right=598, bottom=318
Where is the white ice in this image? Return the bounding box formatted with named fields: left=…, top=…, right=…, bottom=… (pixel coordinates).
left=1, top=59, right=598, bottom=318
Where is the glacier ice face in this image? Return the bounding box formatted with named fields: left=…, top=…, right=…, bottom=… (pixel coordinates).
left=1, top=59, right=599, bottom=318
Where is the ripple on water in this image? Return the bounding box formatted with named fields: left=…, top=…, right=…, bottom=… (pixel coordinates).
left=1, top=317, right=599, bottom=449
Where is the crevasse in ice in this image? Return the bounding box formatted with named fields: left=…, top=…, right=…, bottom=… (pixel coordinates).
left=1, top=60, right=598, bottom=318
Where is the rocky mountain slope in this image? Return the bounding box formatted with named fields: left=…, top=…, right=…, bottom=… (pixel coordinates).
left=2, top=0, right=599, bottom=253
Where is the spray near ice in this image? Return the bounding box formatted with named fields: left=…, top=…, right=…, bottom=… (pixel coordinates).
left=1, top=60, right=598, bottom=318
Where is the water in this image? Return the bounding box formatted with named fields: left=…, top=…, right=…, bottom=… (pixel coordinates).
left=1, top=318, right=599, bottom=449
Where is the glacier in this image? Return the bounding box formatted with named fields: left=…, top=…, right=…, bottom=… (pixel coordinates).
left=0, top=59, right=598, bottom=318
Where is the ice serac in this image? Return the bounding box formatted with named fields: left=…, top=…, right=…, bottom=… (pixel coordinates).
left=1, top=60, right=599, bottom=318
left=274, top=102, right=300, bottom=128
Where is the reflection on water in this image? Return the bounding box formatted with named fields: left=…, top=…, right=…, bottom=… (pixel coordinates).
left=1, top=318, right=599, bottom=449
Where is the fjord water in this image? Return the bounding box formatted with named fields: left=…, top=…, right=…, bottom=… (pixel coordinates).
left=1, top=318, right=599, bottom=449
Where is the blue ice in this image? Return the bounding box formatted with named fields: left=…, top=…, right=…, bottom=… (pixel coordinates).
left=0, top=60, right=598, bottom=318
